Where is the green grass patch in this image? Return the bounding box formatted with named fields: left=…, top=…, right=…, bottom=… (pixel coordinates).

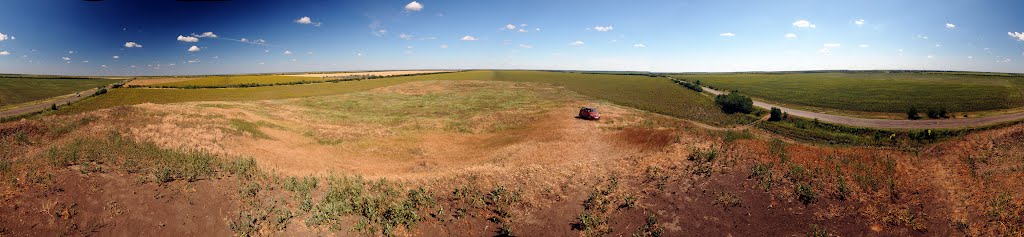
left=42, top=131, right=220, bottom=182
left=672, top=72, right=1024, bottom=113
left=0, top=77, right=114, bottom=107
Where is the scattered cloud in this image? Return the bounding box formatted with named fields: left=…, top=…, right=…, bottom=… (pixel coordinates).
left=968, top=56, right=974, bottom=59
left=517, top=29, right=527, bottom=33
left=946, top=22, right=956, bottom=29
left=399, top=33, right=413, bottom=40
left=62, top=57, right=71, bottom=61
left=1009, top=32, right=1024, bottom=41
left=859, top=44, right=870, bottom=48
left=283, top=50, right=293, bottom=55
left=240, top=38, right=248, bottom=42
left=177, top=35, right=199, bottom=42
left=519, top=44, right=533, bottom=49
left=193, top=32, right=218, bottom=38
left=633, top=43, right=646, bottom=48
left=404, top=1, right=424, bottom=12
left=855, top=19, right=865, bottom=26
left=927, top=55, right=935, bottom=59
left=916, top=35, right=929, bottom=40
left=997, top=58, right=1012, bottom=63
left=188, top=45, right=200, bottom=52
left=505, top=24, right=516, bottom=30
left=188, top=59, right=200, bottom=63
left=112, top=56, right=119, bottom=59
left=593, top=26, right=613, bottom=32
left=823, top=43, right=841, bottom=48
left=295, top=16, right=321, bottom=26
left=440, top=44, right=448, bottom=49
left=101, top=65, right=107, bottom=68
left=719, top=32, right=735, bottom=37
left=784, top=33, right=797, bottom=39
left=817, top=48, right=832, bottom=56
left=935, top=43, right=942, bottom=47
left=460, top=35, right=478, bottom=41
left=569, top=40, right=585, bottom=46
left=0, top=32, right=10, bottom=41
left=793, top=20, right=816, bottom=28
left=124, top=42, right=143, bottom=48
left=0, top=51, right=9, bottom=56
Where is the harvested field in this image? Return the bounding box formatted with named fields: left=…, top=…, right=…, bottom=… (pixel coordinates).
left=124, top=77, right=199, bottom=86
left=284, top=70, right=451, bottom=78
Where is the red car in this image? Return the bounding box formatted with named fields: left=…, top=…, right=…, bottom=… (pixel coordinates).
left=578, top=107, right=601, bottom=120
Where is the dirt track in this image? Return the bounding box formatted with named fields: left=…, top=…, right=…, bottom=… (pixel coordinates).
left=701, top=86, right=1024, bottom=129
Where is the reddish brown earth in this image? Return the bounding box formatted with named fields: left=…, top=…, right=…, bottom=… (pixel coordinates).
left=0, top=80, right=1021, bottom=236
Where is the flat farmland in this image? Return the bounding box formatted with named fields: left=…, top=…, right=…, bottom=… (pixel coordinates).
left=284, top=70, right=450, bottom=78
left=63, top=70, right=747, bottom=126
left=0, top=77, right=114, bottom=108
left=671, top=72, right=1024, bottom=113
left=151, top=71, right=452, bottom=88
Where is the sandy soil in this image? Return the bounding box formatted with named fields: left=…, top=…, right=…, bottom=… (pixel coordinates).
left=283, top=70, right=450, bottom=78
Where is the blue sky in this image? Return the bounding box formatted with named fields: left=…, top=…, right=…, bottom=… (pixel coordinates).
left=0, top=0, right=1023, bottom=76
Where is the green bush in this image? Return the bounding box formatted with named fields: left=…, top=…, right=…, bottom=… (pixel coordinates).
left=714, top=92, right=753, bottom=114
left=768, top=107, right=783, bottom=121
left=906, top=107, right=921, bottom=120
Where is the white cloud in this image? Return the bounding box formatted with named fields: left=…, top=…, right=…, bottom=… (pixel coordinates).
left=188, top=45, right=200, bottom=52
left=593, top=26, right=613, bottom=32
left=817, top=48, right=832, bottom=56
left=124, top=41, right=143, bottom=48
left=283, top=50, right=293, bottom=55
left=404, top=1, right=424, bottom=12
left=295, top=16, right=311, bottom=24
left=855, top=19, right=865, bottom=26
left=193, top=32, right=218, bottom=38
left=927, top=55, right=935, bottom=59
left=968, top=56, right=974, bottom=59
left=719, top=32, right=735, bottom=37
left=505, top=24, right=516, bottom=30
left=399, top=33, right=413, bottom=40
left=460, top=35, right=478, bottom=41
left=62, top=57, right=71, bottom=61
left=112, top=56, right=119, bottom=59
left=0, top=32, right=10, bottom=41
left=569, top=40, right=585, bottom=46
left=177, top=35, right=199, bottom=42
left=440, top=44, right=448, bottom=49
left=998, top=58, right=1012, bottom=63
left=859, top=44, right=870, bottom=48
left=187, top=59, right=200, bottom=63
left=535, top=28, right=541, bottom=31
left=936, top=44, right=942, bottom=47
left=784, top=33, right=797, bottom=39
left=240, top=38, right=248, bottom=42
left=823, top=43, right=841, bottom=48
left=0, top=51, right=9, bottom=56
left=946, top=23, right=956, bottom=29
left=793, top=20, right=816, bottom=28
left=101, top=65, right=107, bottom=68
left=633, top=43, right=646, bottom=48
left=519, top=44, right=533, bottom=49
left=517, top=29, right=527, bottom=33
left=1009, top=32, right=1024, bottom=41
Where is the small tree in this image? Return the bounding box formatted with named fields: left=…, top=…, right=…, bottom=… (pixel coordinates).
left=714, top=92, right=754, bottom=114
left=907, top=107, right=921, bottom=120
left=51, top=103, right=57, bottom=111
left=768, top=107, right=783, bottom=121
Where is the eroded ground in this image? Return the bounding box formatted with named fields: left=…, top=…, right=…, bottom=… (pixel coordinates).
left=1, top=80, right=1021, bottom=236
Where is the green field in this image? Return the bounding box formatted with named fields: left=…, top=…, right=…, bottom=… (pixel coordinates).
left=671, top=72, right=1024, bottom=113
left=0, top=77, right=114, bottom=107
left=63, top=70, right=745, bottom=126
left=151, top=75, right=334, bottom=88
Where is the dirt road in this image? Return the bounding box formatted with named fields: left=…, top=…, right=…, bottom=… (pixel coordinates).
left=700, top=86, right=1024, bottom=129
left=0, top=88, right=98, bottom=119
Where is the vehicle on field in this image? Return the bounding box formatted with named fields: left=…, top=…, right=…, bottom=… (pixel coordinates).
left=578, top=107, right=601, bottom=120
